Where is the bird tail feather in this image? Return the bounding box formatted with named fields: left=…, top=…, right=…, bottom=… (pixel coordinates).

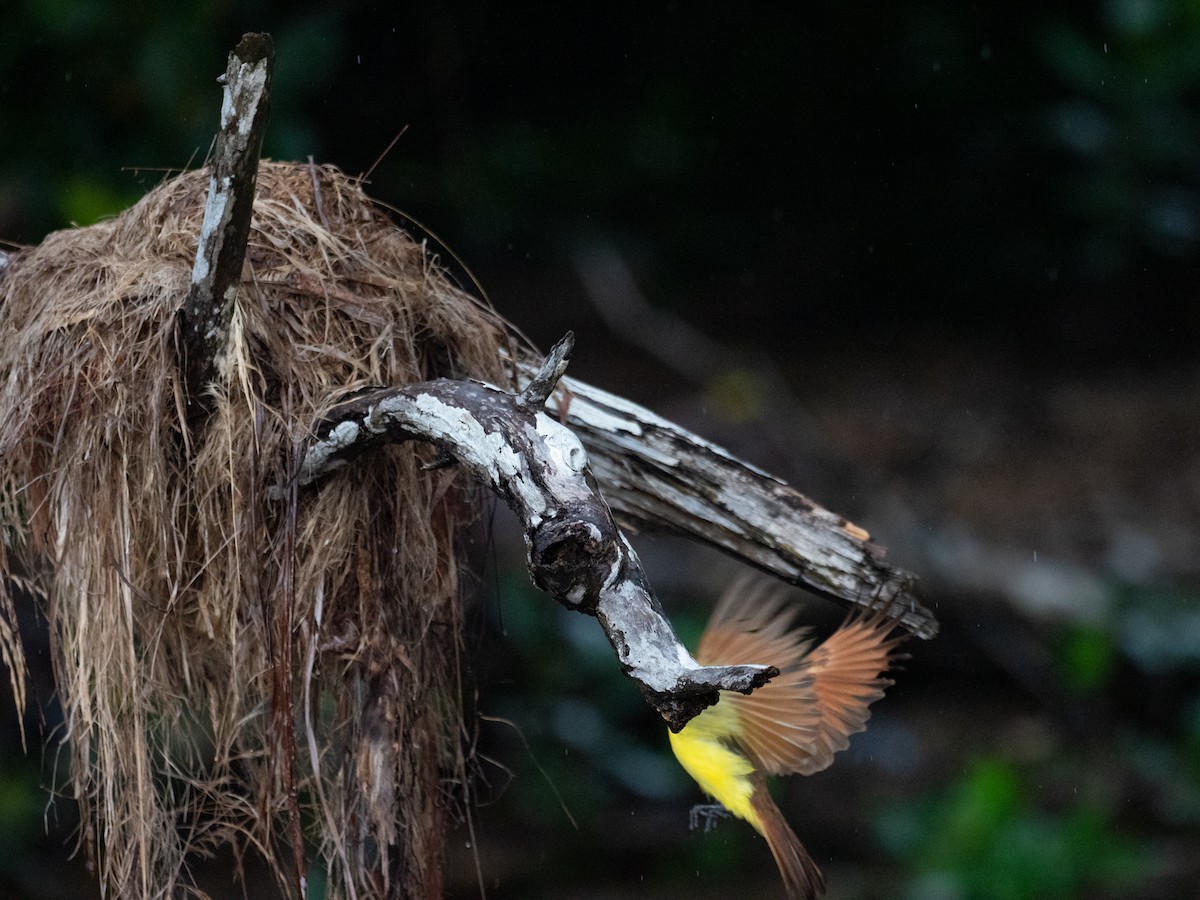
left=751, top=780, right=825, bottom=900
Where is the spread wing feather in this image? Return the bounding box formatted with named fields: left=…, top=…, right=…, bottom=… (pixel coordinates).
left=696, top=577, right=904, bottom=777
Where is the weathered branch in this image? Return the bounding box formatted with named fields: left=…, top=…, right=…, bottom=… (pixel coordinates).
left=530, top=368, right=939, bottom=640
left=177, top=32, right=274, bottom=428
left=292, top=335, right=777, bottom=729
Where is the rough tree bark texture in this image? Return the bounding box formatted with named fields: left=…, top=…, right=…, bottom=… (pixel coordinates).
left=177, top=32, right=273, bottom=428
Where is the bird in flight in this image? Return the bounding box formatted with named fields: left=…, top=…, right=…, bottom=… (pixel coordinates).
left=668, top=579, right=907, bottom=899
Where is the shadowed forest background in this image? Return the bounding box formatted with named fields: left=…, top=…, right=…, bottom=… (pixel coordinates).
left=2, top=2, right=1198, bottom=898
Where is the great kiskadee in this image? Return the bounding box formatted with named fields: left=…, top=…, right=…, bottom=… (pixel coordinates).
left=668, top=579, right=906, bottom=899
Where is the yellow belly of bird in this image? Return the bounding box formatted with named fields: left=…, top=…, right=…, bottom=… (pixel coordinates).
left=668, top=699, right=762, bottom=831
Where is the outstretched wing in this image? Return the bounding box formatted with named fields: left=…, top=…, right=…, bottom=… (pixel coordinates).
left=696, top=577, right=905, bottom=777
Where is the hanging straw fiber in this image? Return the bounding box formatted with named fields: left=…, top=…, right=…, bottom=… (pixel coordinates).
left=0, top=161, right=516, bottom=898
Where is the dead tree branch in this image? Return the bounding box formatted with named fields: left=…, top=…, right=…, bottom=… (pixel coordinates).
left=177, top=32, right=273, bottom=429
left=529, top=367, right=939, bottom=640
left=291, top=333, right=778, bottom=730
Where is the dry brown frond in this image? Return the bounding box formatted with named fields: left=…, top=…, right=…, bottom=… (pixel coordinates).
left=0, top=161, right=517, bottom=898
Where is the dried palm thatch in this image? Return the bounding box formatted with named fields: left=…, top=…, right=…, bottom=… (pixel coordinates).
left=0, top=161, right=517, bottom=898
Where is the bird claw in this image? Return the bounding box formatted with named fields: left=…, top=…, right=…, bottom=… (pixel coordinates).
left=689, top=803, right=731, bottom=833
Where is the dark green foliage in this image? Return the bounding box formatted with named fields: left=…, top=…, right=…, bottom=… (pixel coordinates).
left=879, top=757, right=1147, bottom=900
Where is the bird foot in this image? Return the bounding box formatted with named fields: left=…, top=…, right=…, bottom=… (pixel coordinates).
left=689, top=803, right=731, bottom=833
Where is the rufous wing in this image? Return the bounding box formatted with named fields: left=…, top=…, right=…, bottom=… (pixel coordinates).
left=696, top=577, right=905, bottom=777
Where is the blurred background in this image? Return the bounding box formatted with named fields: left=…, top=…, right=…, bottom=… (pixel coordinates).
left=2, top=1, right=1198, bottom=897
